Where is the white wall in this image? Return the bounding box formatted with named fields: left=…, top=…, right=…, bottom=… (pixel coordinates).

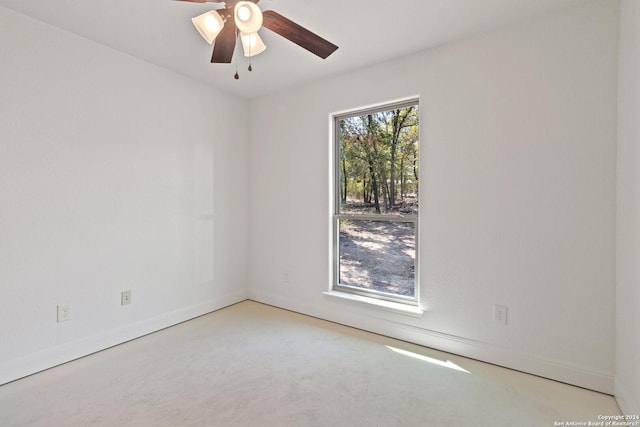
left=616, top=0, right=640, bottom=416
left=248, top=0, right=618, bottom=393
left=0, top=6, right=249, bottom=384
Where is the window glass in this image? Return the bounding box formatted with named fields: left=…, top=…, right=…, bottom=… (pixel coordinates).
left=334, top=101, right=419, bottom=304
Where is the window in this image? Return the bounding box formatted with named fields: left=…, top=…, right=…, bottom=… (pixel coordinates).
left=333, top=99, right=420, bottom=306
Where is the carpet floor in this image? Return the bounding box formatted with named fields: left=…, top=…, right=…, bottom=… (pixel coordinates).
left=0, top=300, right=621, bottom=426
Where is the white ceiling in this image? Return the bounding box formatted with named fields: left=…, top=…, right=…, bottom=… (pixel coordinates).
left=0, top=0, right=588, bottom=99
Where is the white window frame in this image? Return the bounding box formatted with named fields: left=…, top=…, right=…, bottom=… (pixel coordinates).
left=331, top=98, right=420, bottom=308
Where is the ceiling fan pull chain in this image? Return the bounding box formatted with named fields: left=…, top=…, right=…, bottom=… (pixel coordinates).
left=234, top=29, right=240, bottom=80
left=248, top=29, right=253, bottom=72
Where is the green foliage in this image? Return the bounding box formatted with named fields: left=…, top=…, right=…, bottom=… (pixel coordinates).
left=339, top=106, right=419, bottom=214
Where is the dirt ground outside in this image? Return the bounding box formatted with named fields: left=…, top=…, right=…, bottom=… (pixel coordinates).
left=338, top=220, right=415, bottom=296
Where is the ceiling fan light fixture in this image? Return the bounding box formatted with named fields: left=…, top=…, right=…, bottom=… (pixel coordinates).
left=240, top=32, right=266, bottom=57
left=191, top=10, right=224, bottom=44
left=234, top=1, right=263, bottom=33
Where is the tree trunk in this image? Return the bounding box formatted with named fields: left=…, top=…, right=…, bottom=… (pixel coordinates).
left=368, top=114, right=388, bottom=213
left=413, top=154, right=418, bottom=196
left=362, top=173, right=368, bottom=203
left=341, top=156, right=347, bottom=203
left=389, top=111, right=399, bottom=209
left=368, top=159, right=380, bottom=213
left=358, top=130, right=380, bottom=212
left=400, top=157, right=405, bottom=199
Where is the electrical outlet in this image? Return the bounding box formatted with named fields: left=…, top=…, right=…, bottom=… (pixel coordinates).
left=57, top=304, right=73, bottom=323
left=121, top=290, right=132, bottom=306
left=493, top=304, right=508, bottom=325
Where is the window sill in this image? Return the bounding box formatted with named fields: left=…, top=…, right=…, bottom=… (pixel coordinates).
left=323, top=291, right=425, bottom=318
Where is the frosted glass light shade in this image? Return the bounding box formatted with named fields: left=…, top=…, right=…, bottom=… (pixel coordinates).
left=240, top=32, right=266, bottom=57
left=234, top=1, right=263, bottom=33
left=191, top=11, right=224, bottom=44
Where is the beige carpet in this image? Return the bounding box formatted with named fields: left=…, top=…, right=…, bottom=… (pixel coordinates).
left=0, top=301, right=620, bottom=426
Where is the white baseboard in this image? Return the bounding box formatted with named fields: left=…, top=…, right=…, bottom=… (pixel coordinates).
left=0, top=290, right=248, bottom=386
left=4, top=287, right=615, bottom=396
left=615, top=377, right=640, bottom=416
left=248, top=289, right=614, bottom=395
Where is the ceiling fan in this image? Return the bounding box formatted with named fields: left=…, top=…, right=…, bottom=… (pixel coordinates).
left=177, top=0, right=338, bottom=73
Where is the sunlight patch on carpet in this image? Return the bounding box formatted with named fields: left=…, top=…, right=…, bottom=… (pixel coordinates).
left=386, top=346, right=470, bottom=374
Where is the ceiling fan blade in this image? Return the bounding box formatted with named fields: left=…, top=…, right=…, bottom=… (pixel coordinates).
left=262, top=10, right=338, bottom=59
left=211, top=18, right=237, bottom=63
